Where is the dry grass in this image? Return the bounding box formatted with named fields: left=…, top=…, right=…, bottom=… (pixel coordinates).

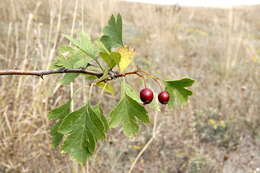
left=0, top=0, right=259, bottom=172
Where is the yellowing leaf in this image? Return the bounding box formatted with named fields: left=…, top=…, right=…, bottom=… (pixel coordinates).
left=96, top=82, right=115, bottom=95
left=117, top=46, right=135, bottom=72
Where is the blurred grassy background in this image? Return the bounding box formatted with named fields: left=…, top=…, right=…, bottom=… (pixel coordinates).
left=0, top=0, right=259, bottom=172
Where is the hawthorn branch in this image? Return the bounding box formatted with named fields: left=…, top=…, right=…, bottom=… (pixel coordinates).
left=0, top=68, right=103, bottom=79
left=95, top=70, right=160, bottom=84
left=0, top=68, right=160, bottom=85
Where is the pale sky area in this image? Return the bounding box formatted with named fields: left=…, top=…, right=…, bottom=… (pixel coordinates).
left=121, top=0, right=260, bottom=7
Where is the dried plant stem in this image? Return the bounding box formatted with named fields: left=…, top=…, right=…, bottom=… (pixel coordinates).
left=88, top=82, right=96, bottom=102
left=128, top=110, right=159, bottom=173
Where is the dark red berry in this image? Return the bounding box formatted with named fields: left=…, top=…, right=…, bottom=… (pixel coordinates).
left=158, top=91, right=170, bottom=104
left=140, top=88, right=154, bottom=104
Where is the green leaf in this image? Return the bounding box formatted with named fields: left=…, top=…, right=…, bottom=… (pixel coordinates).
left=121, top=81, right=140, bottom=102
left=79, top=32, right=99, bottom=58
left=91, top=104, right=109, bottom=132
left=50, top=121, right=64, bottom=148
left=51, top=48, right=91, bottom=69
left=100, top=52, right=121, bottom=68
left=85, top=74, right=98, bottom=80
left=65, top=32, right=99, bottom=59
left=95, top=39, right=110, bottom=54
left=100, top=35, right=113, bottom=51
left=73, top=57, right=91, bottom=69
left=48, top=101, right=71, bottom=148
left=58, top=104, right=108, bottom=164
left=109, top=94, right=149, bottom=137
left=50, top=56, right=70, bottom=69
left=101, top=14, right=123, bottom=50
left=61, top=124, right=93, bottom=164
left=58, top=45, right=74, bottom=53
left=61, top=73, right=80, bottom=85
left=57, top=51, right=91, bottom=84
left=58, top=106, right=85, bottom=134
left=164, top=78, right=195, bottom=107
left=84, top=70, right=115, bottom=95
left=48, top=101, right=71, bottom=120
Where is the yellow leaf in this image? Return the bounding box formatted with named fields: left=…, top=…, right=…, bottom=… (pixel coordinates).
left=208, top=119, right=216, bottom=125
left=213, top=124, right=218, bottom=129
left=96, top=82, right=115, bottom=95
left=219, top=120, right=226, bottom=128
left=130, top=144, right=142, bottom=150
left=117, top=46, right=135, bottom=72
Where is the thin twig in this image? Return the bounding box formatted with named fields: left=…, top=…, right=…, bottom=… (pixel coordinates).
left=0, top=68, right=103, bottom=78
left=0, top=69, right=161, bottom=88
left=95, top=70, right=143, bottom=84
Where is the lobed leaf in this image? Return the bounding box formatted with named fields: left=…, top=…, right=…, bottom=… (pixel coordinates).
left=48, top=101, right=71, bottom=120
left=164, top=78, right=195, bottom=107
left=58, top=45, right=74, bottom=53
left=101, top=14, right=123, bottom=50
left=109, top=94, right=149, bottom=137
left=100, top=36, right=113, bottom=51
left=92, top=104, right=109, bottom=132
left=50, top=121, right=64, bottom=148
left=65, top=32, right=99, bottom=59
left=51, top=44, right=92, bottom=85
left=48, top=101, right=71, bottom=148
left=61, top=73, right=80, bottom=85
left=52, top=51, right=90, bottom=69
left=58, top=104, right=108, bottom=164
left=95, top=39, right=110, bottom=54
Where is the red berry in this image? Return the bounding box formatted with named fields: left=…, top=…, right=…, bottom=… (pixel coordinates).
left=158, top=91, right=170, bottom=104
left=140, top=88, right=154, bottom=104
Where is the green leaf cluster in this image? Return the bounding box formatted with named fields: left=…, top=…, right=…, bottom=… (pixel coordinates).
left=50, top=14, right=126, bottom=87
left=52, top=34, right=95, bottom=85
left=47, top=13, right=195, bottom=165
